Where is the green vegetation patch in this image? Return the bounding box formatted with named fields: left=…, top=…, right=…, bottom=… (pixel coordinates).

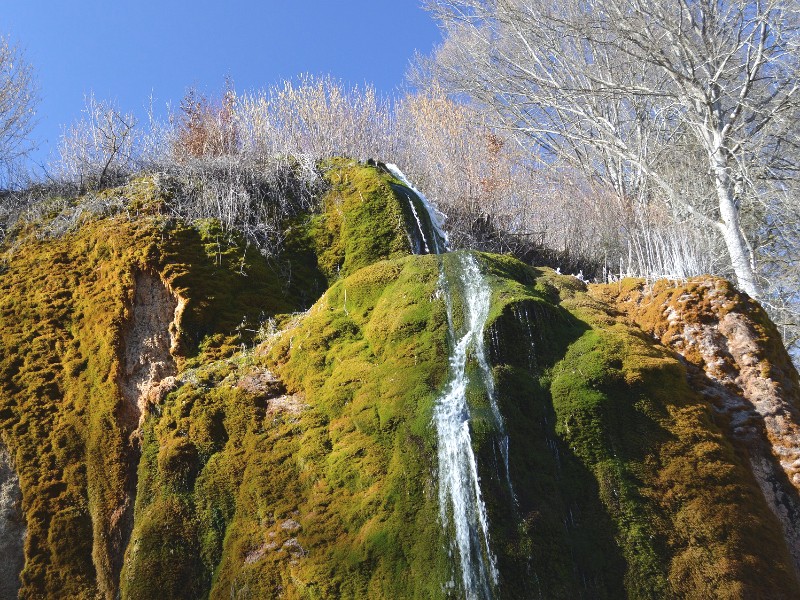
left=468, top=255, right=800, bottom=598
left=258, top=254, right=452, bottom=597
left=284, top=160, right=414, bottom=285
left=0, top=181, right=313, bottom=598
left=120, top=253, right=455, bottom=598
left=476, top=257, right=626, bottom=598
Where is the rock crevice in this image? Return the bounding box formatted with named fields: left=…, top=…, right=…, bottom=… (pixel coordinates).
left=119, top=270, right=182, bottom=431
left=102, top=270, right=182, bottom=598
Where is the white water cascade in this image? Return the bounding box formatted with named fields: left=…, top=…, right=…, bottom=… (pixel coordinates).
left=386, top=164, right=512, bottom=598
left=384, top=163, right=449, bottom=254
left=437, top=253, right=515, bottom=599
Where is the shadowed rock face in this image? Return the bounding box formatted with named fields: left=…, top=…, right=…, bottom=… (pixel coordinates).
left=0, top=443, right=25, bottom=600
left=602, top=277, right=800, bottom=577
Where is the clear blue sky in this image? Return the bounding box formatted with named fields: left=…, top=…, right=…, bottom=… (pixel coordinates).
left=1, top=1, right=441, bottom=171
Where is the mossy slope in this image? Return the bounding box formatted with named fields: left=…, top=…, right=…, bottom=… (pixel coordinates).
left=0, top=161, right=432, bottom=598
left=0, top=161, right=420, bottom=598
left=0, top=207, right=309, bottom=598
left=2, top=164, right=800, bottom=599
left=547, top=283, right=798, bottom=598
left=453, top=255, right=798, bottom=598
left=283, top=160, right=416, bottom=287
left=117, top=253, right=454, bottom=599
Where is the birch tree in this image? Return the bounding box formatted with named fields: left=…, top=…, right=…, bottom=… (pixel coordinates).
left=425, top=0, right=800, bottom=299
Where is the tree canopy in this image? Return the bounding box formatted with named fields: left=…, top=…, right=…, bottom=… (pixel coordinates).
left=425, top=0, right=800, bottom=301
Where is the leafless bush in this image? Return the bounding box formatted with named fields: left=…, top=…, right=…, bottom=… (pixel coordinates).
left=55, top=94, right=137, bottom=190
left=41, top=79, right=732, bottom=282
left=393, top=88, right=541, bottom=250
left=623, top=224, right=726, bottom=282
left=232, top=75, right=394, bottom=161
left=157, top=155, right=323, bottom=255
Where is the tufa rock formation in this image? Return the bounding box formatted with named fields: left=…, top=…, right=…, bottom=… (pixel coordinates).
left=0, top=160, right=799, bottom=598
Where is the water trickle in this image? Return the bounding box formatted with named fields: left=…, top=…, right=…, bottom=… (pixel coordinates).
left=513, top=305, right=537, bottom=371
left=547, top=437, right=562, bottom=472
left=489, top=325, right=502, bottom=362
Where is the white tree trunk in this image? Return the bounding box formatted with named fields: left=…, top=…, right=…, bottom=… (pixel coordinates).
left=712, top=152, right=760, bottom=298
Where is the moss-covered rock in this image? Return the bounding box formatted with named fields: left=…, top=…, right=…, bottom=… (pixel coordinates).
left=3, top=164, right=800, bottom=599
left=0, top=194, right=319, bottom=598
left=283, top=160, right=416, bottom=286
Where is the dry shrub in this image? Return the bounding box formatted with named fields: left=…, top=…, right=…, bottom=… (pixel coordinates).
left=233, top=75, right=393, bottom=161
left=55, top=94, right=137, bottom=190
left=173, top=86, right=238, bottom=160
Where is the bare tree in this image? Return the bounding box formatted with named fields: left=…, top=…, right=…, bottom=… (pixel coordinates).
left=0, top=35, right=37, bottom=189
left=425, top=0, right=800, bottom=299
left=55, top=94, right=137, bottom=190
left=394, top=86, right=548, bottom=250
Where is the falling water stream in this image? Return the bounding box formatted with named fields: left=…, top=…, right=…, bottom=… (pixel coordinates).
left=385, top=163, right=448, bottom=254
left=436, top=252, right=501, bottom=599
left=386, top=164, right=512, bottom=599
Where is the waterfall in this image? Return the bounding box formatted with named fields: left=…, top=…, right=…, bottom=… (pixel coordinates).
left=384, top=164, right=511, bottom=597
left=436, top=252, right=514, bottom=599
left=436, top=253, right=497, bottom=599
left=384, top=163, right=449, bottom=254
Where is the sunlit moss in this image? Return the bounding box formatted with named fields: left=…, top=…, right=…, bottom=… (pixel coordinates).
left=3, top=166, right=800, bottom=599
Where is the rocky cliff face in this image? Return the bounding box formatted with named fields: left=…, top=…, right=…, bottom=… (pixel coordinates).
left=595, top=278, right=800, bottom=579
left=1, top=161, right=799, bottom=599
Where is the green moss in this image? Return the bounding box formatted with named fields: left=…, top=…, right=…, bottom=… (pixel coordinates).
left=3, top=168, right=800, bottom=599
left=246, top=254, right=451, bottom=597
left=284, top=161, right=414, bottom=287
left=121, top=496, right=205, bottom=600
left=154, top=217, right=304, bottom=358
left=470, top=254, right=626, bottom=598
left=115, top=254, right=450, bottom=598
